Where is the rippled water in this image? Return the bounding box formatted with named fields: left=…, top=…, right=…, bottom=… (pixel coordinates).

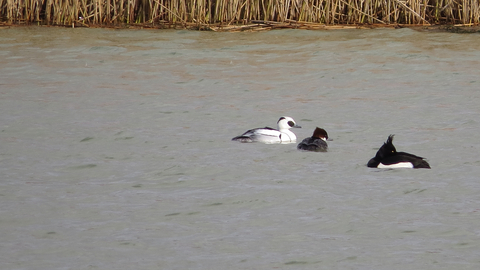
left=1, top=26, right=480, bottom=269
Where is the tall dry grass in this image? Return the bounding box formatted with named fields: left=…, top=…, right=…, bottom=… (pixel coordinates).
left=1, top=0, right=479, bottom=27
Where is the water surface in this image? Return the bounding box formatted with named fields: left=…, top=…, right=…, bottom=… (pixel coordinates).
left=1, top=26, right=480, bottom=269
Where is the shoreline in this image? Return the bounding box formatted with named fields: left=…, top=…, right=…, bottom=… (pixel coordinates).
left=1, top=21, right=480, bottom=33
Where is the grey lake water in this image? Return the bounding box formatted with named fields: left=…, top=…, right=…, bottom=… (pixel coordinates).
left=1, top=26, right=480, bottom=269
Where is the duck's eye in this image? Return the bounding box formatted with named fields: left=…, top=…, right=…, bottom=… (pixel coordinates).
left=288, top=121, right=295, bottom=127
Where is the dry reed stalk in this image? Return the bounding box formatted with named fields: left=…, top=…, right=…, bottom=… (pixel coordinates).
left=394, top=0, right=431, bottom=24
left=340, top=0, right=387, bottom=24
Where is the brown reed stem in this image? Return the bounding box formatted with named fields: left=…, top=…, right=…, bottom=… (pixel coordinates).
left=393, top=0, right=431, bottom=24
left=339, top=0, right=387, bottom=24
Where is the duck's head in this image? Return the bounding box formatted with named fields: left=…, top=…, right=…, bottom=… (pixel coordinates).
left=277, top=116, right=301, bottom=130
left=375, top=135, right=397, bottom=159
left=312, top=127, right=328, bottom=141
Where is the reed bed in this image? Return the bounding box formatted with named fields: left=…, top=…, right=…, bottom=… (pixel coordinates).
left=1, top=0, right=479, bottom=30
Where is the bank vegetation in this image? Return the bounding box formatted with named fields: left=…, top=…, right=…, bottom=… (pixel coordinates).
left=1, top=0, right=479, bottom=31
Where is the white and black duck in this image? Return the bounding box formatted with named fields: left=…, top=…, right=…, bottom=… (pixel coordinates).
left=232, top=116, right=301, bottom=144
left=367, top=135, right=430, bottom=169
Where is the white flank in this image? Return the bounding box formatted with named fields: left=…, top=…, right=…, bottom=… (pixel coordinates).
left=378, top=162, right=414, bottom=169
